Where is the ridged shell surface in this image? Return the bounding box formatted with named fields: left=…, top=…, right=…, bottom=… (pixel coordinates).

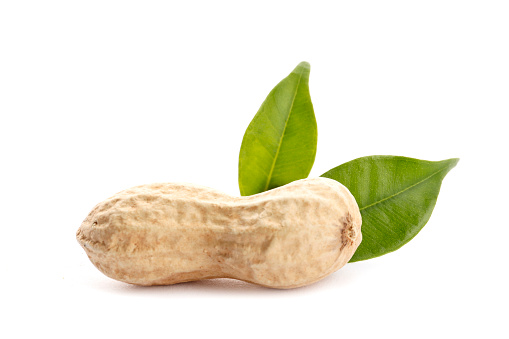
left=77, top=177, right=362, bottom=289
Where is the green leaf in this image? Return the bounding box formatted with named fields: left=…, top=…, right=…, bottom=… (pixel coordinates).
left=238, top=62, right=317, bottom=196
left=321, top=156, right=459, bottom=262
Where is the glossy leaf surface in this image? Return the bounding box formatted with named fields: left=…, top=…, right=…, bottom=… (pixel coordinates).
left=321, top=156, right=459, bottom=262
left=238, top=62, right=317, bottom=196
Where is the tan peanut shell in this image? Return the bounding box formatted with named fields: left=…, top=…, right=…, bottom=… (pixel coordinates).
left=76, top=177, right=362, bottom=289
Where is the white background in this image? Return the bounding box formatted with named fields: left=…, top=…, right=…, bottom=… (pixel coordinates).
left=1, top=1, right=508, bottom=338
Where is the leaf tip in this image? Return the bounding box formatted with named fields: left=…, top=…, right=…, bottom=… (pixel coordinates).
left=445, top=157, right=460, bottom=170
left=294, top=61, right=311, bottom=73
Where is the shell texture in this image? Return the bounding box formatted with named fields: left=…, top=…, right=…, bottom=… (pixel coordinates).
left=77, top=178, right=362, bottom=289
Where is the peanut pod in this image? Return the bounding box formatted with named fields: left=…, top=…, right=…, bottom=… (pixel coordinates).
left=77, top=178, right=362, bottom=289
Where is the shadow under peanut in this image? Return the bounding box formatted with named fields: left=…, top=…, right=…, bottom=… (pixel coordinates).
left=90, top=263, right=367, bottom=297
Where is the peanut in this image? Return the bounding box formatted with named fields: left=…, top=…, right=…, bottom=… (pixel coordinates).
left=76, top=177, right=362, bottom=289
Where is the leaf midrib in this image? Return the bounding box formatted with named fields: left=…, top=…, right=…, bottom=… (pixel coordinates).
left=263, top=68, right=305, bottom=191
left=359, top=166, right=449, bottom=211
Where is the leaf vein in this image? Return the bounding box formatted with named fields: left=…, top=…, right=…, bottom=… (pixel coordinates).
left=263, top=69, right=304, bottom=191
left=359, top=166, right=449, bottom=211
